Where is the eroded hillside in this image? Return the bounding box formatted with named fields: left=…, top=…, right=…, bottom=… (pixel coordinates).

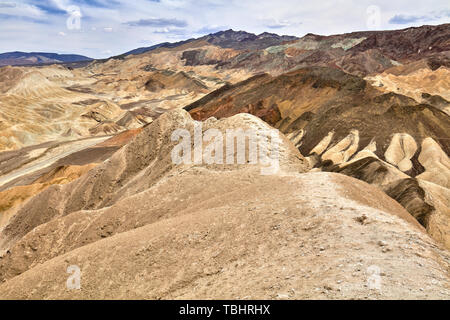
left=0, top=24, right=449, bottom=300
left=0, top=110, right=448, bottom=299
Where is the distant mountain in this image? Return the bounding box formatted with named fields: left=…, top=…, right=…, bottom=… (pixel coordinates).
left=119, top=24, right=449, bottom=75
left=213, top=23, right=450, bottom=77
left=0, top=51, right=93, bottom=66
left=122, top=39, right=195, bottom=56
left=200, top=29, right=298, bottom=50
left=122, top=29, right=298, bottom=57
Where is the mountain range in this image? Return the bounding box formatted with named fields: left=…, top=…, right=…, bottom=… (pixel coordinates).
left=0, top=29, right=297, bottom=66
left=0, top=51, right=93, bottom=67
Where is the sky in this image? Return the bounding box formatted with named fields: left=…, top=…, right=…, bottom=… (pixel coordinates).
left=0, top=0, right=449, bottom=59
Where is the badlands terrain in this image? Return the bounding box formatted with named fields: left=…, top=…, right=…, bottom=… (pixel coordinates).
left=0, top=24, right=449, bottom=299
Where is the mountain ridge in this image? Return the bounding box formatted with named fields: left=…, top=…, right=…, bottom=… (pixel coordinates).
left=121, top=29, right=298, bottom=57
left=0, top=51, right=93, bottom=67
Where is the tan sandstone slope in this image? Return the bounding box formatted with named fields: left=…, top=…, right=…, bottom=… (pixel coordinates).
left=0, top=110, right=448, bottom=299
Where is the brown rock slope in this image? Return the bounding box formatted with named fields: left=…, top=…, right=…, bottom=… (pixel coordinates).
left=186, top=67, right=450, bottom=248
left=0, top=109, right=448, bottom=299
left=0, top=129, right=142, bottom=229
left=0, top=164, right=97, bottom=228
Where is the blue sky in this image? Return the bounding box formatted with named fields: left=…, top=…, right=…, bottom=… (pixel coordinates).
left=0, top=0, right=449, bottom=58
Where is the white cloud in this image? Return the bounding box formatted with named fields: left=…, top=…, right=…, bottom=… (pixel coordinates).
left=0, top=0, right=448, bottom=59
left=0, top=1, right=45, bottom=17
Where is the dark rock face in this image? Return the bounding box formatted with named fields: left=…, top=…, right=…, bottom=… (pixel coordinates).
left=182, top=50, right=219, bottom=66
left=144, top=71, right=208, bottom=93
left=421, top=93, right=450, bottom=113
left=385, top=178, right=435, bottom=227
left=329, top=157, right=390, bottom=185
left=201, top=29, right=298, bottom=50
left=426, top=53, right=450, bottom=70
left=145, top=78, right=166, bottom=92
left=348, top=24, right=450, bottom=61
left=336, top=49, right=395, bottom=77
